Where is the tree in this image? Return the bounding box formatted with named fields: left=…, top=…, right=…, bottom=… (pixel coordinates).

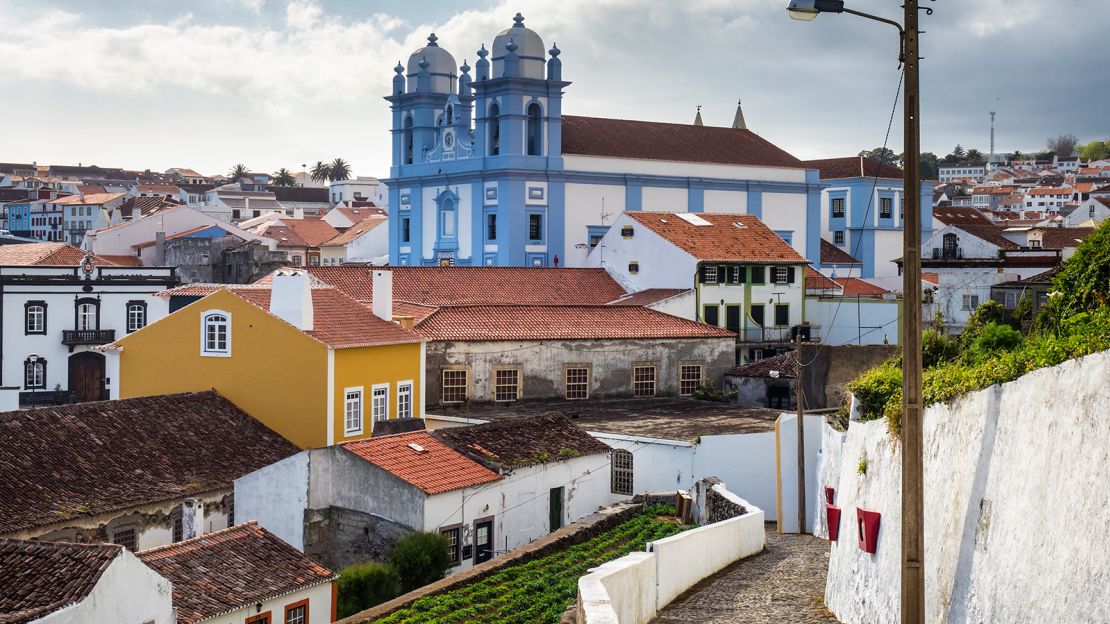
left=1079, top=139, right=1109, bottom=162
left=389, top=532, right=451, bottom=592
left=965, top=148, right=985, bottom=164
left=310, top=161, right=330, bottom=184
left=1008, top=150, right=1027, bottom=162
left=1046, top=134, right=1079, bottom=158
left=271, top=168, right=297, bottom=187
left=329, top=157, right=352, bottom=181
left=336, top=562, right=402, bottom=618
left=859, top=147, right=900, bottom=167
left=919, top=152, right=939, bottom=180
left=228, top=163, right=249, bottom=181
left=941, top=144, right=966, bottom=164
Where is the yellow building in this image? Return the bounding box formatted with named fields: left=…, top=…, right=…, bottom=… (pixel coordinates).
left=103, top=269, right=424, bottom=449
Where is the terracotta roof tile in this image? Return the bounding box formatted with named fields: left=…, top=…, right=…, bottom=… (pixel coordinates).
left=933, top=206, right=993, bottom=226
left=321, top=215, right=387, bottom=247
left=0, top=540, right=122, bottom=623
left=414, top=304, right=735, bottom=341
left=0, top=392, right=298, bottom=535
left=268, top=218, right=337, bottom=247
left=1036, top=227, right=1096, bottom=250
left=834, top=277, right=889, bottom=297
left=802, top=156, right=903, bottom=179
left=562, top=116, right=802, bottom=168
left=97, top=254, right=143, bottom=267
left=820, top=239, right=861, bottom=265
left=922, top=272, right=940, bottom=285
left=957, top=224, right=1020, bottom=250
left=726, top=351, right=798, bottom=378
left=625, top=212, right=807, bottom=263
left=606, top=288, right=691, bottom=306
left=342, top=431, right=500, bottom=494
left=53, top=192, right=126, bottom=206
left=305, top=266, right=627, bottom=306
left=332, top=206, right=385, bottom=222
left=806, top=267, right=839, bottom=290
left=436, top=413, right=611, bottom=470
left=138, top=522, right=335, bottom=624
left=0, top=243, right=121, bottom=266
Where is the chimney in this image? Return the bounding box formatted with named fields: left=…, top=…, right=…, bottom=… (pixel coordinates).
left=182, top=498, right=204, bottom=540
left=270, top=269, right=314, bottom=330
left=154, top=231, right=166, bottom=265
left=372, top=269, right=393, bottom=321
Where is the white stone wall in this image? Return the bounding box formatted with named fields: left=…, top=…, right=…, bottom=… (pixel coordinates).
left=823, top=350, right=1110, bottom=624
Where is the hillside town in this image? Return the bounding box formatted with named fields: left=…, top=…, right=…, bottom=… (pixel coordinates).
left=1, top=4, right=1108, bottom=624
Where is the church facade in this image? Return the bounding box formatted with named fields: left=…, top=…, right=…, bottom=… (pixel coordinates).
left=384, top=13, right=825, bottom=268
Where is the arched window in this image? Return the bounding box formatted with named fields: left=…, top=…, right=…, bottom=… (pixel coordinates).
left=201, top=310, right=231, bottom=357
left=126, top=301, right=147, bottom=333
left=526, top=102, right=543, bottom=156
left=611, top=449, right=633, bottom=496
left=942, top=233, right=959, bottom=259
left=403, top=116, right=414, bottom=165
left=24, top=301, right=47, bottom=334
left=488, top=102, right=501, bottom=156
left=24, top=356, right=46, bottom=390
left=75, top=299, right=99, bottom=331
left=440, top=196, right=457, bottom=238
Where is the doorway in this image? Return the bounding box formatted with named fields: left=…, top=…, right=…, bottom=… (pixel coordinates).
left=549, top=487, right=564, bottom=532
left=473, top=518, right=494, bottom=564
left=68, top=352, right=105, bottom=403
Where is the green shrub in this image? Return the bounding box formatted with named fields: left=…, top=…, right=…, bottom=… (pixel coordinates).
left=1041, top=220, right=1110, bottom=328
left=921, top=328, right=959, bottom=368
left=336, top=561, right=402, bottom=618
left=1009, top=292, right=1034, bottom=331
left=968, top=322, right=1022, bottom=357
left=390, top=532, right=452, bottom=592
left=692, top=384, right=738, bottom=402
left=961, top=299, right=1005, bottom=346
left=846, top=358, right=902, bottom=421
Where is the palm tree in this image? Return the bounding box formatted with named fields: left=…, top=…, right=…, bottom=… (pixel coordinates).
left=228, top=163, right=249, bottom=181
left=329, top=158, right=351, bottom=181
left=272, top=168, right=297, bottom=187
left=310, top=161, right=330, bottom=184
left=966, top=149, right=984, bottom=164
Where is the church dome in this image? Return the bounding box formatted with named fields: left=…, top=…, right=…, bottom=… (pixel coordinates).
left=406, top=33, right=457, bottom=94
left=491, top=13, right=546, bottom=79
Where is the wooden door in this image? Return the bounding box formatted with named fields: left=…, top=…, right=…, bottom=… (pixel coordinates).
left=473, top=519, right=494, bottom=564
left=68, top=352, right=105, bottom=403
left=549, top=487, right=564, bottom=533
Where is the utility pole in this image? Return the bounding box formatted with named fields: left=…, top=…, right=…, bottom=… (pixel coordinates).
left=795, top=335, right=806, bottom=534
left=901, top=0, right=926, bottom=622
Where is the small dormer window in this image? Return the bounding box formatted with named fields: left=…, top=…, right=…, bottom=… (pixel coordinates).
left=201, top=310, right=231, bottom=357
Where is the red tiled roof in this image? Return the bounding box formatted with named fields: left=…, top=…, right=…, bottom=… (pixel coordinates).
left=260, top=218, right=338, bottom=248
left=53, top=192, right=126, bottom=206
left=820, top=239, right=861, bottom=265
left=436, top=414, right=612, bottom=470
left=98, top=254, right=143, bottom=267
left=342, top=431, right=500, bottom=494
left=806, top=267, right=839, bottom=290
left=561, top=115, right=802, bottom=168
left=0, top=540, right=122, bottom=623
left=933, top=206, right=993, bottom=226
left=1036, top=227, right=1096, bottom=250
left=415, top=304, right=735, bottom=342
left=321, top=215, right=387, bottom=247
left=957, top=224, right=1020, bottom=250
left=726, top=351, right=798, bottom=379
left=305, top=266, right=628, bottom=307
left=0, top=392, right=298, bottom=535
left=138, top=522, right=335, bottom=624
left=625, top=212, right=806, bottom=263
left=922, top=272, right=940, bottom=285
left=332, top=206, right=385, bottom=222
left=0, top=243, right=121, bottom=266
left=1026, top=186, right=1072, bottom=197
left=834, top=277, right=889, bottom=297
left=802, top=156, right=903, bottom=180
left=606, top=288, right=691, bottom=306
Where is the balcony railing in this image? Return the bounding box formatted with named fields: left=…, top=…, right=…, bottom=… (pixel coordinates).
left=62, top=329, right=116, bottom=347
left=734, top=325, right=820, bottom=344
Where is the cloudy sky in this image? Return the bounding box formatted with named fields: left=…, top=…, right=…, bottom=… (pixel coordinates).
left=1, top=0, right=1106, bottom=177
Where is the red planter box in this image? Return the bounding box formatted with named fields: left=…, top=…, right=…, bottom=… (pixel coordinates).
left=857, top=507, right=881, bottom=554
left=826, top=504, right=842, bottom=542
left=825, top=487, right=835, bottom=505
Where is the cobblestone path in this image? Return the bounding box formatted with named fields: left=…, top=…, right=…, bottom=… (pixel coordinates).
left=651, top=524, right=840, bottom=623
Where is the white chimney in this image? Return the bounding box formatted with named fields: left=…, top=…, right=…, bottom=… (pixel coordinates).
left=270, top=269, right=314, bottom=330
left=182, top=498, right=204, bottom=540
left=372, top=269, right=393, bottom=322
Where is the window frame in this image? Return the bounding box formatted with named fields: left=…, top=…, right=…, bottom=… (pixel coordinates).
left=24, top=357, right=46, bottom=390
left=834, top=230, right=845, bottom=245
left=126, top=300, right=148, bottom=333
left=772, top=266, right=790, bottom=285
left=74, top=297, right=101, bottom=332
left=526, top=102, right=543, bottom=156
left=750, top=266, right=765, bottom=285
left=831, top=197, right=845, bottom=218
left=344, top=386, right=364, bottom=435
left=703, top=265, right=718, bottom=284
left=440, top=524, right=462, bottom=566
left=24, top=300, right=47, bottom=335
left=678, top=363, right=704, bottom=397
left=879, top=196, right=893, bottom=219
left=441, top=368, right=469, bottom=404
left=632, top=364, right=657, bottom=398
left=284, top=599, right=309, bottom=624
left=111, top=525, right=137, bottom=551
left=488, top=102, right=501, bottom=156
left=703, top=304, right=720, bottom=326
left=486, top=213, right=497, bottom=241
left=371, top=383, right=389, bottom=423
left=396, top=380, right=413, bottom=420
left=493, top=366, right=521, bottom=402
left=200, top=310, right=232, bottom=357
left=611, top=449, right=634, bottom=496
left=564, top=365, right=591, bottom=400
left=528, top=213, right=543, bottom=242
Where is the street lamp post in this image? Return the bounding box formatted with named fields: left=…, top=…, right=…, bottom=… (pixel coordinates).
left=787, top=1, right=925, bottom=622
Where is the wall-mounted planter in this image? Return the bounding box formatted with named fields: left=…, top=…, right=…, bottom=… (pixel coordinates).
left=857, top=507, right=881, bottom=554
left=826, top=504, right=842, bottom=542
left=824, top=487, right=835, bottom=505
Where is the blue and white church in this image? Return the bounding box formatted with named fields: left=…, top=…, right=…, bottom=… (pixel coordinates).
left=385, top=13, right=926, bottom=269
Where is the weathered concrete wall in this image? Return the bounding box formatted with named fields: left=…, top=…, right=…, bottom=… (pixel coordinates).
left=303, top=506, right=414, bottom=571
left=824, top=350, right=1110, bottom=624
left=425, top=337, right=735, bottom=405
left=235, top=452, right=309, bottom=549
left=308, top=446, right=425, bottom=531
left=724, top=375, right=794, bottom=408
left=799, top=343, right=898, bottom=409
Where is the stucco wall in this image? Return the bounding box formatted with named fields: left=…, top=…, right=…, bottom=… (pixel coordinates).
left=425, top=337, right=734, bottom=405
left=775, top=413, right=824, bottom=533
left=37, top=550, right=174, bottom=624
left=824, top=350, right=1110, bottom=624
left=201, top=583, right=333, bottom=624
left=235, top=452, right=310, bottom=550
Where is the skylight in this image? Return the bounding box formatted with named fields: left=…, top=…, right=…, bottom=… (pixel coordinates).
left=675, top=213, right=711, bottom=226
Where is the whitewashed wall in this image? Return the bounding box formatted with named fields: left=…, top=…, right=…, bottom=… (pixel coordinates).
left=703, top=190, right=747, bottom=214
left=38, top=550, right=174, bottom=624
left=235, top=453, right=310, bottom=550
left=805, top=296, right=900, bottom=346
left=202, top=583, right=332, bottom=624
left=641, top=187, right=687, bottom=213
left=756, top=192, right=808, bottom=256
left=824, top=350, right=1110, bottom=624
left=775, top=413, right=824, bottom=533
left=564, top=183, right=626, bottom=267
left=585, top=212, right=696, bottom=292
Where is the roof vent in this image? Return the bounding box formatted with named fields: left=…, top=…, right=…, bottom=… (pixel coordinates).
left=407, top=443, right=427, bottom=453
left=659, top=218, right=668, bottom=224
left=732, top=221, right=747, bottom=229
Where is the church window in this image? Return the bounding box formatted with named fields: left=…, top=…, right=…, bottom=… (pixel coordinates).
left=527, top=102, right=543, bottom=156
left=528, top=213, right=543, bottom=241
left=401, top=217, right=410, bottom=243
left=489, top=103, right=501, bottom=156
left=440, top=197, right=457, bottom=238
left=446, top=105, right=453, bottom=125
left=403, top=116, right=414, bottom=165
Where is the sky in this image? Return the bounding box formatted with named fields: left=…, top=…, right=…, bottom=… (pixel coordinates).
left=1, top=0, right=1107, bottom=178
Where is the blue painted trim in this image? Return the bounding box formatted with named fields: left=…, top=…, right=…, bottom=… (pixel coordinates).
left=688, top=186, right=704, bottom=213
left=774, top=230, right=794, bottom=246
left=626, top=183, right=642, bottom=211
left=548, top=181, right=565, bottom=266
left=747, top=191, right=762, bottom=218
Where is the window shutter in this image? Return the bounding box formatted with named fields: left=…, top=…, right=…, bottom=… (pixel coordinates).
left=699, top=265, right=708, bottom=283
left=738, top=266, right=746, bottom=283
left=787, top=267, right=796, bottom=283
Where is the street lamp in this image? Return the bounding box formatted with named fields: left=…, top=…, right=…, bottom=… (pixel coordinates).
left=788, top=2, right=926, bottom=623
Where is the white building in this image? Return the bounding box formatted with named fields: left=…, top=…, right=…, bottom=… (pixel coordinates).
left=0, top=244, right=177, bottom=405
left=1066, top=197, right=1110, bottom=226
left=329, top=177, right=387, bottom=207
left=236, top=414, right=615, bottom=572
left=319, top=215, right=389, bottom=265
left=588, top=211, right=809, bottom=363
left=1024, top=186, right=1073, bottom=213
left=0, top=540, right=174, bottom=624
left=54, top=192, right=128, bottom=245
left=939, top=163, right=987, bottom=183
left=84, top=204, right=273, bottom=258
